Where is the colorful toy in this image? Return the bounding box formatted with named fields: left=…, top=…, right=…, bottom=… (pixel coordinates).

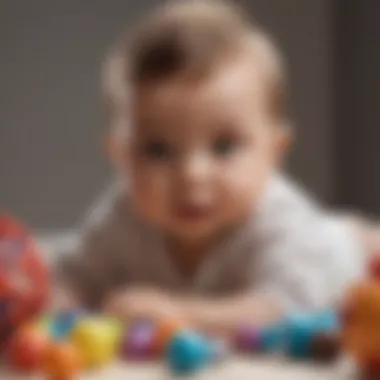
left=283, top=310, right=338, bottom=360
left=8, top=326, right=49, bottom=370
left=0, top=214, right=49, bottom=348
left=152, top=316, right=184, bottom=353
left=121, top=319, right=155, bottom=360
left=69, top=315, right=123, bottom=368
left=234, top=325, right=260, bottom=352
left=165, top=329, right=214, bottom=374
left=258, top=321, right=287, bottom=353
left=309, top=331, right=340, bottom=362
left=232, top=309, right=340, bottom=363
left=50, top=310, right=83, bottom=339
left=5, top=306, right=345, bottom=379
left=35, top=314, right=53, bottom=331
left=42, top=339, right=82, bottom=380
left=340, top=265, right=380, bottom=375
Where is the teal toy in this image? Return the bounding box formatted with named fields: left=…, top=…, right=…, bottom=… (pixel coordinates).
left=258, top=322, right=286, bottom=352
left=166, top=330, right=212, bottom=374
left=284, top=309, right=338, bottom=359
left=50, top=310, right=83, bottom=339
left=313, top=309, right=338, bottom=331
left=284, top=313, right=317, bottom=358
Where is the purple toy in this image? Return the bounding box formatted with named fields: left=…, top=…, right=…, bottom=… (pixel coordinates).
left=121, top=320, right=156, bottom=360
left=234, top=325, right=261, bottom=352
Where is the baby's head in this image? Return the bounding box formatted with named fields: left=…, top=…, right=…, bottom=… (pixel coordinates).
left=103, top=0, right=290, bottom=242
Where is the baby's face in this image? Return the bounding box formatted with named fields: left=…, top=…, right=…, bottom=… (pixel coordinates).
left=120, top=56, right=287, bottom=241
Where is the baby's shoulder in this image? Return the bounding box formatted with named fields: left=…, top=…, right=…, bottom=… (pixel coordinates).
left=258, top=173, right=321, bottom=220
left=79, top=182, right=138, bottom=240
left=250, top=173, right=325, bottom=242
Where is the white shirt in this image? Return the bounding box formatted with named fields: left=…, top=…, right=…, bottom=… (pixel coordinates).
left=55, top=172, right=365, bottom=311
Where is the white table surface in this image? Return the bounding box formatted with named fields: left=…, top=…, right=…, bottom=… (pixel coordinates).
left=1, top=357, right=355, bottom=380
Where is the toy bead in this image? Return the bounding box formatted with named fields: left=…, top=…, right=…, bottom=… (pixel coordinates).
left=258, top=322, right=286, bottom=353
left=313, top=309, right=339, bottom=332
left=152, top=316, right=184, bottom=353
left=41, top=339, right=82, bottom=380
left=50, top=310, right=82, bottom=339
left=283, top=313, right=317, bottom=359
left=165, top=330, right=210, bottom=374
left=121, top=320, right=155, bottom=359
left=36, top=314, right=53, bottom=331
left=0, top=215, right=49, bottom=349
left=8, top=326, right=49, bottom=370
left=234, top=325, right=260, bottom=352
left=309, top=331, right=340, bottom=362
left=69, top=316, right=122, bottom=368
left=340, top=279, right=380, bottom=375
left=284, top=309, right=339, bottom=359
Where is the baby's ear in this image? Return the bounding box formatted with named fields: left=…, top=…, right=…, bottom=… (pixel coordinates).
left=274, top=123, right=292, bottom=164
left=104, top=127, right=129, bottom=171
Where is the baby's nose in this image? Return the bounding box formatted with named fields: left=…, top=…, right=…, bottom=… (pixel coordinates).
left=178, top=153, right=212, bottom=185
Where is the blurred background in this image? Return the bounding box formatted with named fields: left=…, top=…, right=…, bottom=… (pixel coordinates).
left=0, top=0, right=379, bottom=229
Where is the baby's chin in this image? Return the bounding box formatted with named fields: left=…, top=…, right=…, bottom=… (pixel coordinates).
left=164, top=214, right=241, bottom=244
left=145, top=214, right=216, bottom=241
left=169, top=224, right=217, bottom=242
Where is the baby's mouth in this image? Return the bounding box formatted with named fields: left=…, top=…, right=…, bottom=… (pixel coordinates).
left=174, top=202, right=212, bottom=222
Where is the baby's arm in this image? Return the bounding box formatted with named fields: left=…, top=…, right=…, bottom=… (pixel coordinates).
left=104, top=287, right=282, bottom=336
left=180, top=292, right=282, bottom=335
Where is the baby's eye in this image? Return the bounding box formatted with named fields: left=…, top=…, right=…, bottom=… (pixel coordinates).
left=212, top=135, right=239, bottom=157
left=141, top=139, right=172, bottom=160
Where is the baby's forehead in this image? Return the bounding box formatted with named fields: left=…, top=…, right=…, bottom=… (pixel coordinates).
left=134, top=52, right=266, bottom=114
left=104, top=29, right=284, bottom=133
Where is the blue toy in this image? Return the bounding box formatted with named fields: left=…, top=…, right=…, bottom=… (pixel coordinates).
left=50, top=309, right=83, bottom=339
left=258, top=321, right=287, bottom=353
left=166, top=330, right=218, bottom=374
left=283, top=309, right=338, bottom=359
left=232, top=310, right=338, bottom=361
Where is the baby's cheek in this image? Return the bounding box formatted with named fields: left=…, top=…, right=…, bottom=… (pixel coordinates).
left=130, top=169, right=171, bottom=223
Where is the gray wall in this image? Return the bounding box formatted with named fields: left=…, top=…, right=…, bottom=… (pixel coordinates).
left=0, top=0, right=334, bottom=229
left=336, top=0, right=380, bottom=215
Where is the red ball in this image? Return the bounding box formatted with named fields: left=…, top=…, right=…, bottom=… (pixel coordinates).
left=8, top=327, right=49, bottom=370
left=0, top=214, right=50, bottom=349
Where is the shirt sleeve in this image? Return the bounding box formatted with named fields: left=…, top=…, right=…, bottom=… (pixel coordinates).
left=254, top=180, right=366, bottom=313
left=53, top=187, right=126, bottom=309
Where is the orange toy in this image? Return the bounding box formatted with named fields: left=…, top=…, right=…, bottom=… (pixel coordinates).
left=341, top=256, right=380, bottom=375
left=0, top=214, right=49, bottom=348
left=152, top=316, right=185, bottom=353
left=42, top=339, right=82, bottom=380
left=8, top=326, right=49, bottom=370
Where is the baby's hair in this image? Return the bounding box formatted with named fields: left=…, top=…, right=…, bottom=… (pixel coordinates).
left=102, top=0, right=288, bottom=131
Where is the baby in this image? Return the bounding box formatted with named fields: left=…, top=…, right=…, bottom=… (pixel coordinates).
left=52, top=0, right=378, bottom=334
